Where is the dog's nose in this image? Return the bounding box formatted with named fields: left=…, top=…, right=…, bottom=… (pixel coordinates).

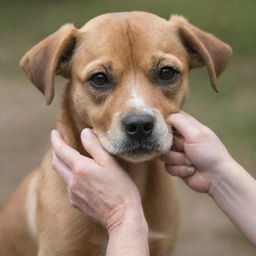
left=123, top=114, right=154, bottom=140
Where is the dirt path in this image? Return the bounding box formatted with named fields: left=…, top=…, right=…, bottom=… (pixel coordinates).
left=1, top=78, right=255, bottom=255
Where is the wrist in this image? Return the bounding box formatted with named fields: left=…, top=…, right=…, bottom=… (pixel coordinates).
left=207, top=157, right=240, bottom=197
left=108, top=201, right=148, bottom=237
left=106, top=201, right=150, bottom=256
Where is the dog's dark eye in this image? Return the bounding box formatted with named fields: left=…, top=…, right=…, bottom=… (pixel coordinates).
left=158, top=66, right=179, bottom=83
left=89, top=73, right=110, bottom=88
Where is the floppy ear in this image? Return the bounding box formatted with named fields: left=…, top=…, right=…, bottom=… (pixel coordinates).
left=20, top=24, right=78, bottom=104
left=170, top=15, right=232, bottom=91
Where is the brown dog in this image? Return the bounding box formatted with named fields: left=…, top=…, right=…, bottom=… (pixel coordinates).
left=0, top=11, right=231, bottom=256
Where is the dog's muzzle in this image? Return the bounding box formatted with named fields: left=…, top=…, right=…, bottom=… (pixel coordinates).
left=97, top=111, right=172, bottom=163
left=115, top=113, right=171, bottom=162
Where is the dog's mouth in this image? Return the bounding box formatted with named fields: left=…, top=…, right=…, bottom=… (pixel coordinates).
left=127, top=146, right=154, bottom=155
left=116, top=137, right=160, bottom=154
left=111, top=136, right=171, bottom=163
left=98, top=135, right=172, bottom=163
left=120, top=147, right=161, bottom=162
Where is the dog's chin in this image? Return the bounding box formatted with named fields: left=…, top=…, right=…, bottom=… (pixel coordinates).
left=97, top=133, right=173, bottom=163
left=118, top=150, right=162, bottom=163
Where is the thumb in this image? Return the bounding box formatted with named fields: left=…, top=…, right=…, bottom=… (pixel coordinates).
left=167, top=112, right=202, bottom=143
left=81, top=129, right=113, bottom=165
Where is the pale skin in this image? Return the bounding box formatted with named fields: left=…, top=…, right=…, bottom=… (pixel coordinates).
left=51, top=111, right=256, bottom=255
left=51, top=128, right=149, bottom=256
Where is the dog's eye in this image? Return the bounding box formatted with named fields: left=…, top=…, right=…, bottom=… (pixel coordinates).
left=89, top=72, right=110, bottom=88
left=158, top=66, right=179, bottom=83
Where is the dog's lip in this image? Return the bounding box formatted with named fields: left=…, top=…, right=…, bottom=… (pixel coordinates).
left=126, top=146, right=155, bottom=155
left=116, top=143, right=161, bottom=155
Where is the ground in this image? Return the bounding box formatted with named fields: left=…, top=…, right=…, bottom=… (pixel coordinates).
left=1, top=76, right=255, bottom=255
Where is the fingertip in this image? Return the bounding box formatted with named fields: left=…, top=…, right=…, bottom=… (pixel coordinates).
left=167, top=112, right=179, bottom=123
left=80, top=129, right=111, bottom=165
left=51, top=130, right=57, bottom=145
left=81, top=128, right=96, bottom=145
left=51, top=130, right=65, bottom=147
left=167, top=111, right=186, bottom=123
left=51, top=129, right=57, bottom=139
left=81, top=128, right=103, bottom=153
left=51, top=129, right=63, bottom=140
left=81, top=128, right=92, bottom=138
left=186, top=166, right=196, bottom=175
left=165, top=165, right=195, bottom=177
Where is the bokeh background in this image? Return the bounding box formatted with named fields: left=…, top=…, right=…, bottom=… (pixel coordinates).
left=1, top=0, right=255, bottom=255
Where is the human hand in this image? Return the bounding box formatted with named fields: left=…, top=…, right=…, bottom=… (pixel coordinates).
left=161, top=111, right=233, bottom=195
left=51, top=129, right=146, bottom=234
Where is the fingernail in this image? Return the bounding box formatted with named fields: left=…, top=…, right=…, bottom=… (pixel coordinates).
left=187, top=166, right=195, bottom=174
left=82, top=128, right=92, bottom=138
left=51, top=130, right=57, bottom=140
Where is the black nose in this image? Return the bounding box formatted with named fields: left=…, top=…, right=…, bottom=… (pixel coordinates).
left=123, top=114, right=155, bottom=140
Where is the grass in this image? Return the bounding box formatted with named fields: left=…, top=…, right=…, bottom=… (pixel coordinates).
left=0, top=0, right=255, bottom=172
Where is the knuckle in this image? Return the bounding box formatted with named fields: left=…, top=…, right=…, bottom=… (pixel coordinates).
left=68, top=176, right=77, bottom=192
left=54, top=142, right=63, bottom=152
left=173, top=152, right=183, bottom=161
left=193, top=130, right=204, bottom=140
left=51, top=159, right=58, bottom=171
left=68, top=196, right=77, bottom=208
left=72, top=159, right=85, bottom=176
left=67, top=189, right=80, bottom=209
left=193, top=129, right=210, bottom=141
left=101, top=154, right=113, bottom=165
left=203, top=127, right=214, bottom=136
left=207, top=130, right=217, bottom=139
left=51, top=158, right=56, bottom=168
left=165, top=164, right=175, bottom=173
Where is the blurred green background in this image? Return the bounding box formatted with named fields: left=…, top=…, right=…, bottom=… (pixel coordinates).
left=0, top=0, right=255, bottom=255
left=1, top=0, right=256, bottom=170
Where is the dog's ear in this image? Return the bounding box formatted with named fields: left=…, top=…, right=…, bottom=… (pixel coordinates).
left=20, top=24, right=78, bottom=104
left=170, top=15, right=232, bottom=91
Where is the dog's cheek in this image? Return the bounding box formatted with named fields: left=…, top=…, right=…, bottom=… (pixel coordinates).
left=92, top=111, right=125, bottom=155
left=68, top=85, right=95, bottom=128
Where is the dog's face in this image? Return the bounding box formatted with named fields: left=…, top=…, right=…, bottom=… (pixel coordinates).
left=70, top=13, right=189, bottom=162
left=20, top=12, right=232, bottom=163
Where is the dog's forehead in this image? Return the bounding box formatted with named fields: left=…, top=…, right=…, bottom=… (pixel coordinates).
left=80, top=11, right=168, bottom=32
left=77, top=12, right=185, bottom=62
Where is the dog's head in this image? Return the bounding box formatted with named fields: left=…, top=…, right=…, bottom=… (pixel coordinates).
left=20, top=12, right=231, bottom=163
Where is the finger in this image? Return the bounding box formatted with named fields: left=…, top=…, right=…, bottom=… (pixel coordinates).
left=180, top=111, right=210, bottom=132
left=172, top=136, right=185, bottom=152
left=167, top=113, right=203, bottom=143
left=179, top=111, right=203, bottom=127
left=51, top=130, right=83, bottom=168
left=52, top=152, right=72, bottom=184
left=165, top=165, right=195, bottom=177
left=81, top=129, right=114, bottom=166
left=161, top=151, right=192, bottom=166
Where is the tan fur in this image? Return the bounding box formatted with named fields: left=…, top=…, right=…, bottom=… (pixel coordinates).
left=0, top=11, right=231, bottom=256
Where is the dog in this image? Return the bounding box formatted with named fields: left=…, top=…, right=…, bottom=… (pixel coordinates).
left=0, top=11, right=231, bottom=256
